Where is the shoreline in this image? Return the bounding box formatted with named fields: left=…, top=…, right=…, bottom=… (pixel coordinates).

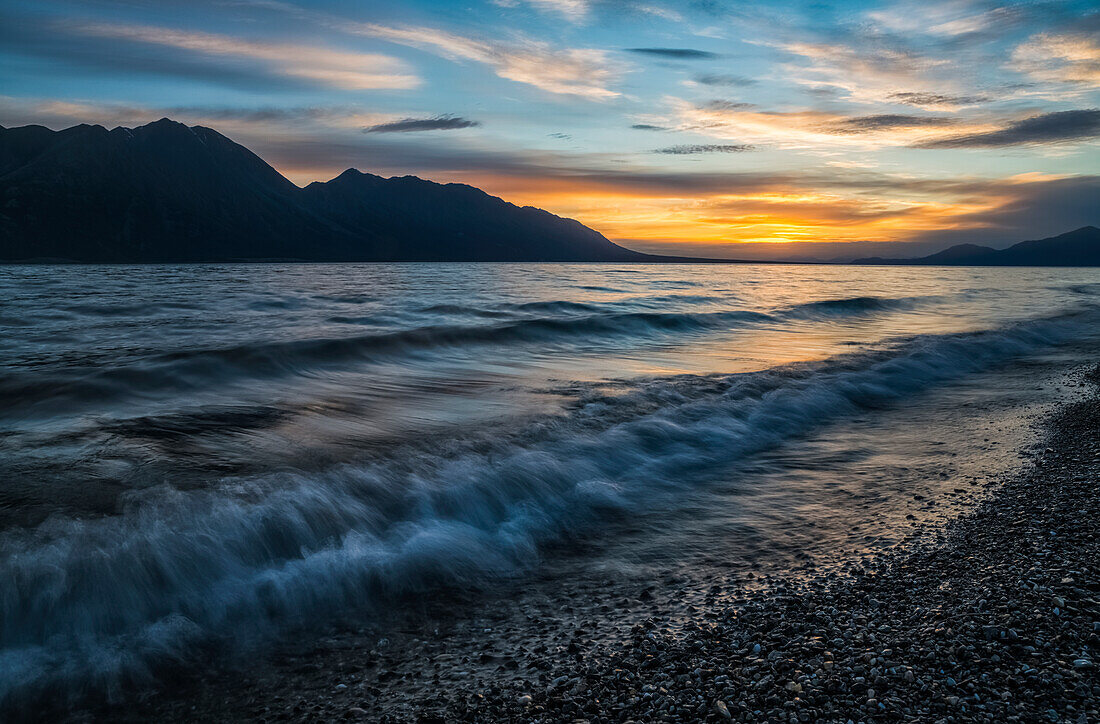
left=442, top=369, right=1100, bottom=723
left=78, top=365, right=1100, bottom=723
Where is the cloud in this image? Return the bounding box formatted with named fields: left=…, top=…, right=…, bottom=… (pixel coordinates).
left=635, top=5, right=685, bottom=22
left=774, top=39, right=954, bottom=102
left=693, top=73, right=756, bottom=87
left=493, top=0, right=591, bottom=22
left=625, top=47, right=719, bottom=59
left=865, top=1, right=1028, bottom=38
left=827, top=114, right=958, bottom=134
left=653, top=144, right=754, bottom=154
left=71, top=21, right=419, bottom=90
left=364, top=115, right=480, bottom=133
left=902, top=174, right=1100, bottom=248
left=0, top=12, right=369, bottom=92
left=767, top=3, right=1096, bottom=106
left=567, top=174, right=1100, bottom=257
left=1011, top=32, right=1100, bottom=88
left=888, top=92, right=989, bottom=109
left=674, top=101, right=985, bottom=148
left=699, top=100, right=755, bottom=111
left=915, top=109, right=1100, bottom=148
left=631, top=123, right=668, bottom=131
left=356, top=23, right=623, bottom=99
left=0, top=96, right=403, bottom=135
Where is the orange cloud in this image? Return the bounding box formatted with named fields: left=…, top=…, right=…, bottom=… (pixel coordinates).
left=1011, top=32, right=1100, bottom=88
left=672, top=101, right=1000, bottom=148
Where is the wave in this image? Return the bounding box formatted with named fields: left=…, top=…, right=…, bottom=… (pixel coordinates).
left=0, top=309, right=766, bottom=415
left=1, top=295, right=941, bottom=417
left=415, top=300, right=602, bottom=318
left=1065, top=282, right=1100, bottom=296
left=782, top=295, right=927, bottom=317
left=0, top=312, right=1089, bottom=708
left=56, top=301, right=202, bottom=317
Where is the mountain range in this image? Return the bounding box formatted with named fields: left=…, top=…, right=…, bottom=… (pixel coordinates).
left=1, top=118, right=1097, bottom=265
left=850, top=226, right=1100, bottom=266
left=0, top=119, right=666, bottom=263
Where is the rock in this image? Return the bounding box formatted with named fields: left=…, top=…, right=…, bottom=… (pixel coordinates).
left=714, top=699, right=732, bottom=719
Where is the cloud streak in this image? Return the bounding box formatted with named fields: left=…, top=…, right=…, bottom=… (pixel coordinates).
left=357, top=23, right=623, bottom=98
left=914, top=109, right=1100, bottom=148
left=495, top=0, right=591, bottom=22
left=653, top=144, right=754, bottom=154
left=626, top=48, right=719, bottom=59
left=674, top=101, right=987, bottom=148
left=364, top=115, right=480, bottom=133
left=827, top=114, right=958, bottom=134
left=888, top=92, right=989, bottom=108
left=693, top=74, right=756, bottom=87
left=73, top=21, right=419, bottom=90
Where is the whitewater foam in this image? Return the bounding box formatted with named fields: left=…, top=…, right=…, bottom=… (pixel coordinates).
left=0, top=312, right=1090, bottom=707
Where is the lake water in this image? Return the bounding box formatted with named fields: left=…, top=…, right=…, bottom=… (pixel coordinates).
left=1, top=263, right=1098, bottom=704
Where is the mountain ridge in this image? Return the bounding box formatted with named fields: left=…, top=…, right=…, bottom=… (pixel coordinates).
left=0, top=118, right=672, bottom=263
left=850, top=226, right=1100, bottom=266
left=2, top=119, right=1097, bottom=265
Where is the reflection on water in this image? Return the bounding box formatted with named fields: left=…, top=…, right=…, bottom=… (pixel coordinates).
left=0, top=263, right=1098, bottom=703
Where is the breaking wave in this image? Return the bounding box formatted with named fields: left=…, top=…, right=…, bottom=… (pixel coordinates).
left=0, top=311, right=1089, bottom=708
left=1, top=295, right=930, bottom=415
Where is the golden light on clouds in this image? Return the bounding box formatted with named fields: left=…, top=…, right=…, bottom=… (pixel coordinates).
left=475, top=183, right=1012, bottom=247
left=671, top=102, right=1002, bottom=149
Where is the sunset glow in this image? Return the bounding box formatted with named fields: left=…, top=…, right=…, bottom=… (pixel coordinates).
left=1, top=0, right=1097, bottom=258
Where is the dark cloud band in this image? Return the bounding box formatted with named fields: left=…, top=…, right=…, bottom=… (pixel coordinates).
left=694, top=74, right=755, bottom=87
left=364, top=116, right=480, bottom=133
left=653, top=144, right=754, bottom=154
left=827, top=114, right=958, bottom=134
left=626, top=48, right=719, bottom=59
left=889, top=92, right=989, bottom=107
left=915, top=109, right=1100, bottom=148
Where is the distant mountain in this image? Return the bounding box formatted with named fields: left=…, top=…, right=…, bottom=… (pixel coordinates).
left=0, top=119, right=666, bottom=263
left=851, top=227, right=1100, bottom=266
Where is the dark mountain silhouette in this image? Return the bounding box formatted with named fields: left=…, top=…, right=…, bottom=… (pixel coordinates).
left=299, top=168, right=647, bottom=262
left=851, top=227, right=1100, bottom=266
left=0, top=119, right=667, bottom=263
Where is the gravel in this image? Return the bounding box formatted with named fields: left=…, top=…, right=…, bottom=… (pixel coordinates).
left=74, top=367, right=1100, bottom=723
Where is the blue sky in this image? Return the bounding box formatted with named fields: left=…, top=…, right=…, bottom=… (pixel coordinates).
left=1, top=0, right=1097, bottom=257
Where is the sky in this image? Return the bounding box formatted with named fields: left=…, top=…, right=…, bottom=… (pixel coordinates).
left=0, top=0, right=1097, bottom=259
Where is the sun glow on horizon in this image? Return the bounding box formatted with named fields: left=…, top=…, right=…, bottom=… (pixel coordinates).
left=7, top=0, right=1093, bottom=257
